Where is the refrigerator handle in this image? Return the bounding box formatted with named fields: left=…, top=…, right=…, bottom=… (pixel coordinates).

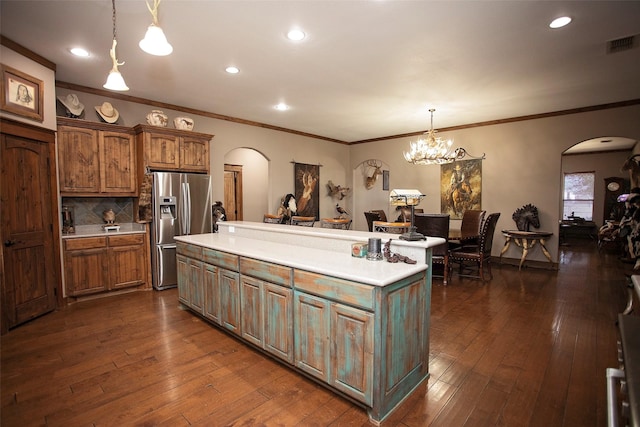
left=184, top=182, right=192, bottom=235
left=180, top=182, right=188, bottom=235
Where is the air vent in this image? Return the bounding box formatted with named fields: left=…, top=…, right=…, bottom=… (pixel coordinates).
left=607, top=35, right=638, bottom=54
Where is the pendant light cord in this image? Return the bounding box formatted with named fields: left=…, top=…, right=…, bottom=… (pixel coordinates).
left=145, top=0, right=161, bottom=26
left=111, top=0, right=117, bottom=41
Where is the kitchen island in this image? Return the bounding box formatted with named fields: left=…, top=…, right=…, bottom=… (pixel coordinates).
left=175, top=221, right=443, bottom=424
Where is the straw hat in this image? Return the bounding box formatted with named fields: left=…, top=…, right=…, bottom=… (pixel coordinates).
left=95, top=102, right=119, bottom=123
left=57, top=93, right=84, bottom=116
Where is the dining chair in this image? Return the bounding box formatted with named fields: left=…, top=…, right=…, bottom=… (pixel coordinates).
left=364, top=210, right=388, bottom=232
left=321, top=218, right=352, bottom=229
left=263, top=214, right=282, bottom=224
left=291, top=216, right=316, bottom=227
left=450, top=209, right=486, bottom=249
left=449, top=212, right=501, bottom=281
left=395, top=208, right=424, bottom=222
left=414, top=213, right=450, bottom=285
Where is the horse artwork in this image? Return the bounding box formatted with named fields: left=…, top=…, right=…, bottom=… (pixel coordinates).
left=440, top=159, right=482, bottom=219
left=512, top=204, right=541, bottom=231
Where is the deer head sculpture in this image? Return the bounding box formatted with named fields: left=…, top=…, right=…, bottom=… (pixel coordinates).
left=364, top=160, right=383, bottom=190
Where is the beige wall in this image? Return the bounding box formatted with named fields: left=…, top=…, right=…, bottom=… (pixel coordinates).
left=54, top=87, right=640, bottom=264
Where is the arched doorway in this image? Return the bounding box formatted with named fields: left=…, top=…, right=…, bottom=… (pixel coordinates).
left=224, top=148, right=269, bottom=222
left=560, top=136, right=636, bottom=244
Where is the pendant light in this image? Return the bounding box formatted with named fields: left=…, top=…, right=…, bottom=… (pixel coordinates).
left=103, top=0, right=129, bottom=91
left=139, top=0, right=173, bottom=56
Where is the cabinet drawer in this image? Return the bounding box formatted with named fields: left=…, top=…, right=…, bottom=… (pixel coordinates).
left=294, top=270, right=375, bottom=311
left=108, top=234, right=144, bottom=247
left=65, top=237, right=107, bottom=250
left=176, top=242, right=202, bottom=260
left=203, top=248, right=239, bottom=270
left=240, top=257, right=292, bottom=287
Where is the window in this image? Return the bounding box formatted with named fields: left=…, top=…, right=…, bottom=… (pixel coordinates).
left=563, top=172, right=595, bottom=220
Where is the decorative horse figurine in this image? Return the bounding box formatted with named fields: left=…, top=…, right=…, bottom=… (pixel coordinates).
left=512, top=204, right=541, bottom=232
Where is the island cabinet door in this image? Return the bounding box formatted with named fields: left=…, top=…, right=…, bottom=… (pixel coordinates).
left=330, top=303, right=374, bottom=406
left=294, top=291, right=330, bottom=382
left=219, top=269, right=241, bottom=335
left=240, top=275, right=264, bottom=347
left=177, top=254, right=189, bottom=306
left=263, top=282, right=293, bottom=363
left=188, top=258, right=204, bottom=315
left=203, top=263, right=220, bottom=324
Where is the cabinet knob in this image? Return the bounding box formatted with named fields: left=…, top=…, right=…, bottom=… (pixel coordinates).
left=4, top=240, right=16, bottom=247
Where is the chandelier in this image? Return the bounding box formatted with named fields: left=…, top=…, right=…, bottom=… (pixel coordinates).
left=403, top=108, right=484, bottom=165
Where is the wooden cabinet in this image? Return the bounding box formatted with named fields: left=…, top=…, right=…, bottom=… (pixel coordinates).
left=294, top=291, right=330, bottom=381
left=64, top=233, right=149, bottom=297
left=218, top=268, right=241, bottom=335
left=134, top=124, right=213, bottom=175
left=64, top=237, right=109, bottom=296
left=177, top=253, right=204, bottom=314
left=174, top=236, right=430, bottom=424
left=294, top=291, right=374, bottom=405
left=57, top=118, right=136, bottom=196
left=203, top=263, right=220, bottom=323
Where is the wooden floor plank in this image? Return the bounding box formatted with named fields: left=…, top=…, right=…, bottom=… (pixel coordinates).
left=0, top=239, right=627, bottom=426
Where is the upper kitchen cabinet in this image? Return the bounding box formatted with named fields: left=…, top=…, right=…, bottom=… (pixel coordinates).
left=57, top=118, right=137, bottom=196
left=133, top=125, right=213, bottom=175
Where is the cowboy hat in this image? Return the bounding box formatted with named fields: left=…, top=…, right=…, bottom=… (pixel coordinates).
left=95, top=102, right=119, bottom=123
left=57, top=93, right=84, bottom=116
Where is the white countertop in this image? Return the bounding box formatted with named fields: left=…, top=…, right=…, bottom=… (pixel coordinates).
left=176, top=221, right=444, bottom=286
left=61, top=223, right=147, bottom=239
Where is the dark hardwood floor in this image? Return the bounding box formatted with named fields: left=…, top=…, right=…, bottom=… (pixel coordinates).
left=1, top=238, right=629, bottom=426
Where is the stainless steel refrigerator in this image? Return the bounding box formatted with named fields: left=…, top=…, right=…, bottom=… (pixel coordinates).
left=151, top=172, right=212, bottom=290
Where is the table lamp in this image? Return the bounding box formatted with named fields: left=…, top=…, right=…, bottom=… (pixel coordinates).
left=390, top=189, right=426, bottom=241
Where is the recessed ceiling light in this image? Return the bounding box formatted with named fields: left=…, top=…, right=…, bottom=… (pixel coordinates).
left=70, top=47, right=90, bottom=57
left=287, top=29, right=306, bottom=41
left=225, top=66, right=239, bottom=74
left=275, top=103, right=289, bottom=111
left=549, top=16, right=572, bottom=29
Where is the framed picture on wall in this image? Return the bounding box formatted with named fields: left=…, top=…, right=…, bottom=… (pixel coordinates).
left=294, top=162, right=320, bottom=219
left=0, top=64, right=44, bottom=122
left=440, top=159, right=482, bottom=219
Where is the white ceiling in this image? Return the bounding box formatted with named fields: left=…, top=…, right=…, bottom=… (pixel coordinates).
left=1, top=1, right=639, bottom=144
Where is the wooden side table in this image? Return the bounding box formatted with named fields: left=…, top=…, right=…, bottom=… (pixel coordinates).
left=499, top=230, right=553, bottom=270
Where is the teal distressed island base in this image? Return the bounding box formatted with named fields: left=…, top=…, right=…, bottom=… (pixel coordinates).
left=175, top=221, right=443, bottom=424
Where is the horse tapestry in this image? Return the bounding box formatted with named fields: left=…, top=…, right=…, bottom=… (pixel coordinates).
left=294, top=162, right=320, bottom=219
left=440, top=159, right=482, bottom=219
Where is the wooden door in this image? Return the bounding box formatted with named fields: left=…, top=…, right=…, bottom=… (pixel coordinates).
left=1, top=122, right=59, bottom=332
left=224, top=164, right=243, bottom=221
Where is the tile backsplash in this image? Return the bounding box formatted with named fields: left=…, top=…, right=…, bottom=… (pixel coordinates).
left=61, top=198, right=134, bottom=225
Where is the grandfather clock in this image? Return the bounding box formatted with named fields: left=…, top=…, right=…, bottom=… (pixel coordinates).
left=604, top=177, right=629, bottom=221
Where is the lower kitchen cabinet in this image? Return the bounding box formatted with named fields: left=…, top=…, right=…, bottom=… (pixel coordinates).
left=177, top=253, right=204, bottom=314
left=203, top=263, right=220, bottom=323
left=293, top=290, right=374, bottom=405
left=218, top=268, right=240, bottom=335
left=64, top=233, right=148, bottom=298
